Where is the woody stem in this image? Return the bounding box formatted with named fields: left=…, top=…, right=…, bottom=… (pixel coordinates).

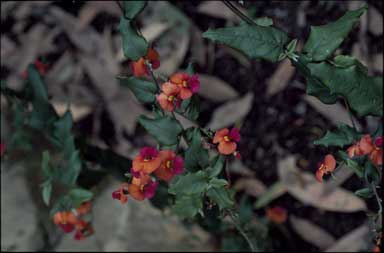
left=222, top=0, right=256, bottom=25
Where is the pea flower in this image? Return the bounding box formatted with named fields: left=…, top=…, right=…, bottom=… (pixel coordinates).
left=156, top=82, right=180, bottom=112
left=169, top=72, right=200, bottom=100
left=21, top=60, right=48, bottom=79
left=76, top=201, right=92, bottom=216
left=154, top=150, right=184, bottom=182
left=131, top=48, right=160, bottom=77
left=112, top=183, right=129, bottom=204
left=347, top=135, right=373, bottom=158
left=266, top=206, right=287, bottom=224
left=213, top=128, right=241, bottom=155
left=315, top=154, right=336, bottom=183
left=74, top=220, right=94, bottom=240
left=53, top=211, right=78, bottom=233
left=369, top=136, right=383, bottom=166
left=128, top=178, right=159, bottom=201
left=132, top=147, right=162, bottom=174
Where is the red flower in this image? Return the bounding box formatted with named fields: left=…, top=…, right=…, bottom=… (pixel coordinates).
left=369, top=136, right=383, bottom=166
left=21, top=60, right=48, bottom=79
left=112, top=183, right=129, bottom=204
left=213, top=128, right=241, bottom=155
left=156, top=82, right=180, bottom=112
left=132, top=147, right=162, bottom=174
left=315, top=154, right=336, bottom=183
left=154, top=150, right=184, bottom=182
left=169, top=72, right=200, bottom=100
left=128, top=179, right=159, bottom=201
left=53, top=211, right=78, bottom=233
left=266, top=206, right=287, bottom=224
left=347, top=135, right=374, bottom=158
left=76, top=201, right=92, bottom=216
left=131, top=48, right=160, bottom=77
left=74, top=220, right=94, bottom=240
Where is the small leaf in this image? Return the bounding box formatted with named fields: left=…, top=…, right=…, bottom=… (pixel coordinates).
left=209, top=178, right=229, bottom=188
left=364, top=161, right=380, bottom=184
left=123, top=0, right=147, bottom=19
left=303, top=5, right=367, bottom=61
left=314, top=124, right=361, bottom=147
left=169, top=171, right=208, bottom=195
left=286, top=39, right=298, bottom=54
left=354, top=188, right=373, bottom=199
left=27, top=64, right=48, bottom=102
left=185, top=62, right=195, bottom=75
left=138, top=115, right=183, bottom=146
left=119, top=16, right=148, bottom=61
left=178, top=96, right=200, bottom=121
left=203, top=24, right=289, bottom=62
left=42, top=182, right=52, bottom=206
left=41, top=150, right=51, bottom=178
left=207, top=187, right=234, bottom=210
left=184, top=128, right=209, bottom=171
left=255, top=17, right=273, bottom=27
left=68, top=188, right=93, bottom=208
left=338, top=151, right=364, bottom=178
left=118, top=76, right=157, bottom=103
left=206, top=155, right=225, bottom=178
left=172, top=194, right=203, bottom=219
left=332, top=55, right=368, bottom=74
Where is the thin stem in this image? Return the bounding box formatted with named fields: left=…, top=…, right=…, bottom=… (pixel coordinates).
left=222, top=0, right=256, bottom=25
left=371, top=182, right=382, bottom=217
left=228, top=211, right=255, bottom=252
left=145, top=62, right=161, bottom=92
left=343, top=98, right=358, bottom=131
left=225, top=157, right=232, bottom=186
left=115, top=1, right=124, bottom=16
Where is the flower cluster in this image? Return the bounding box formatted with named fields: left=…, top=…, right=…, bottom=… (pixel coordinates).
left=112, top=147, right=184, bottom=203
left=213, top=127, right=241, bottom=157
left=347, top=135, right=382, bottom=166
left=53, top=201, right=93, bottom=240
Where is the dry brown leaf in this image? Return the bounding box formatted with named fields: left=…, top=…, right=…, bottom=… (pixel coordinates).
left=234, top=178, right=266, bottom=197
left=197, top=74, right=238, bottom=102
left=267, top=59, right=296, bottom=96
left=368, top=6, right=383, bottom=36
left=325, top=224, right=370, bottom=252
left=373, top=53, right=383, bottom=74
left=158, top=35, right=190, bottom=76
left=206, top=92, right=253, bottom=130
left=229, top=160, right=255, bottom=176
left=78, top=1, right=121, bottom=29
left=221, top=46, right=251, bottom=68
left=278, top=156, right=367, bottom=212
left=290, top=215, right=336, bottom=250
left=197, top=1, right=242, bottom=21
left=303, top=95, right=362, bottom=129
left=52, top=102, right=92, bottom=122
left=190, top=26, right=207, bottom=67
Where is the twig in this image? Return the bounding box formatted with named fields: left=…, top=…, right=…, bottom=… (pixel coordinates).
left=222, top=0, right=256, bottom=25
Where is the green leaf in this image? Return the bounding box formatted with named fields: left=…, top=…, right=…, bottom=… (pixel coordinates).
left=286, top=39, right=298, bottom=54
left=303, top=5, right=367, bottom=61
left=203, top=24, right=289, bottom=62
left=254, top=182, right=286, bottom=209
left=58, top=150, right=82, bottom=185
left=206, top=155, right=225, bottom=178
left=171, top=194, right=203, bottom=219
left=307, top=61, right=383, bottom=116
left=255, top=17, right=273, bottom=27
left=27, top=64, right=48, bottom=102
left=118, top=76, right=157, bottom=103
left=49, top=195, right=73, bottom=217
left=178, top=96, right=200, bottom=121
left=169, top=171, right=208, bottom=195
left=354, top=188, right=373, bottom=199
left=138, top=115, right=183, bottom=146
left=184, top=128, right=209, bottom=171
left=53, top=110, right=73, bottom=144
left=314, top=124, right=361, bottom=147
left=68, top=188, right=93, bottom=208
left=364, top=161, right=380, bottom=184
left=332, top=55, right=368, bottom=74
left=119, top=17, right=148, bottom=61
left=185, top=62, right=195, bottom=75
left=207, top=187, right=234, bottom=210
left=42, top=182, right=52, bottom=206
left=123, top=0, right=147, bottom=19
left=338, top=150, right=364, bottom=178
left=209, top=178, right=229, bottom=188
left=41, top=150, right=51, bottom=177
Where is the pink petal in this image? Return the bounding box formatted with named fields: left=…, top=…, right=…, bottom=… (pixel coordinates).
left=229, top=128, right=241, bottom=142
left=375, top=136, right=383, bottom=147
left=140, top=147, right=158, bottom=158
left=151, top=59, right=160, bottom=69
left=144, top=181, right=159, bottom=199
left=173, top=156, right=184, bottom=175
left=112, top=190, right=121, bottom=200
left=60, top=224, right=75, bottom=233
left=188, top=74, right=200, bottom=93
left=130, top=168, right=141, bottom=178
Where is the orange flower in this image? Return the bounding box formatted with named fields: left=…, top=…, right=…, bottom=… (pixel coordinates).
left=266, top=206, right=287, bottom=224
left=154, top=150, right=184, bottom=182
left=369, top=136, right=383, bottom=166
left=213, top=128, right=241, bottom=155
left=169, top=72, right=200, bottom=100
left=347, top=135, right=374, bottom=158
left=74, top=220, right=94, bottom=240
left=132, top=147, right=162, bottom=174
left=156, top=82, right=180, bottom=112
left=53, top=211, right=78, bottom=233
left=112, top=183, right=129, bottom=204
left=131, top=48, right=160, bottom=77
left=76, top=201, right=92, bottom=216
left=315, top=154, right=336, bottom=183
left=128, top=180, right=158, bottom=201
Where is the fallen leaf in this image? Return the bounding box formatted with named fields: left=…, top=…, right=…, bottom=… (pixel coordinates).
left=229, top=160, right=254, bottom=176
left=234, top=178, right=266, bottom=197
left=52, top=102, right=92, bottom=122
left=277, top=156, right=367, bottom=212
left=254, top=182, right=287, bottom=209
left=158, top=35, right=190, bottom=76
left=303, top=95, right=362, bottom=129
left=78, top=1, right=120, bottom=30
left=373, top=53, right=383, bottom=74
left=197, top=74, right=239, bottom=102
left=290, top=215, right=336, bottom=250
left=368, top=6, right=382, bottom=36
left=197, top=1, right=242, bottom=21
left=325, top=224, right=370, bottom=252
left=267, top=59, right=296, bottom=96
left=206, top=92, right=253, bottom=130
left=221, top=46, right=251, bottom=68
left=190, top=26, right=207, bottom=67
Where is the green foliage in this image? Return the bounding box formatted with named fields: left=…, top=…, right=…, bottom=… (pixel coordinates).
left=122, top=0, right=147, bottom=19
left=171, top=194, right=203, bottom=219
left=206, top=155, right=225, bottom=178
left=203, top=24, right=289, bottom=62
left=68, top=188, right=93, bottom=208
left=118, top=17, right=148, bottom=61
left=307, top=61, right=383, bottom=116
left=338, top=151, right=364, bottom=178
left=169, top=171, right=208, bottom=195
left=184, top=128, right=209, bottom=171
left=314, top=124, right=361, bottom=147
left=207, top=187, right=234, bottom=210
left=177, top=96, right=200, bottom=121
left=303, top=5, right=367, bottom=61
left=42, top=181, right=52, bottom=206
left=354, top=188, right=373, bottom=199
left=118, top=76, right=157, bottom=103
left=254, top=182, right=286, bottom=209
left=254, top=17, right=273, bottom=27
left=138, top=115, right=183, bottom=146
